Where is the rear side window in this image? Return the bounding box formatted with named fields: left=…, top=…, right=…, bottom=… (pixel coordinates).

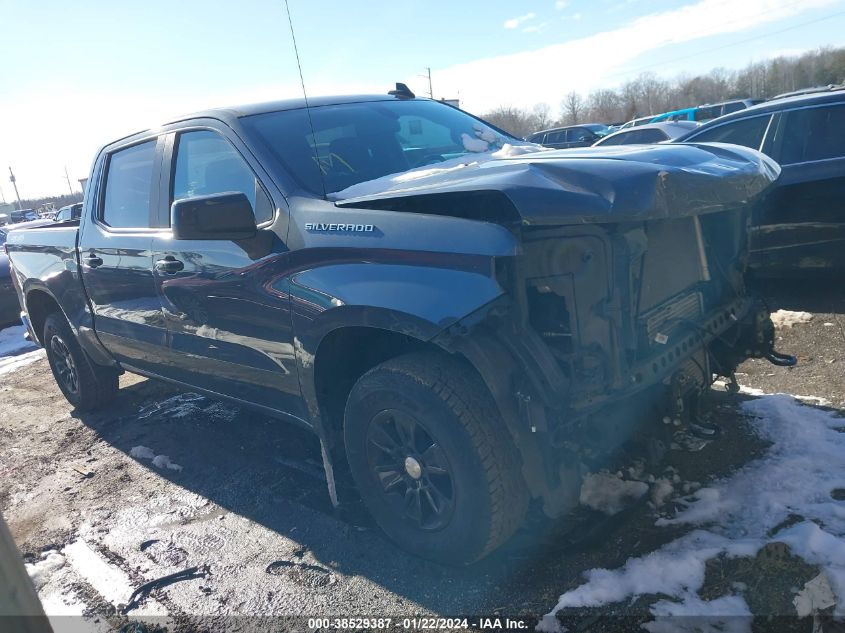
left=779, top=104, right=845, bottom=164
left=569, top=128, right=593, bottom=143
left=102, top=141, right=156, bottom=228
left=172, top=130, right=272, bottom=224
left=601, top=129, right=667, bottom=145
left=688, top=115, right=771, bottom=150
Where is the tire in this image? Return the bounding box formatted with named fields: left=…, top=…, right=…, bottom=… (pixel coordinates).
left=344, top=351, right=529, bottom=564
left=43, top=312, right=118, bottom=411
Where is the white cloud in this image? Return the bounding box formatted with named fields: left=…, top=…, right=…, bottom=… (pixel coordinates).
left=433, top=0, right=839, bottom=113
left=523, top=22, right=549, bottom=33
left=504, top=12, right=536, bottom=29
left=555, top=0, right=570, bottom=9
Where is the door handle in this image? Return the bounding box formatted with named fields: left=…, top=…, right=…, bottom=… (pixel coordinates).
left=83, top=252, right=103, bottom=268
left=155, top=255, right=184, bottom=274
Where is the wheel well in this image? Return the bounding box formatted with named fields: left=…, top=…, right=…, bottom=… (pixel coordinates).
left=25, top=289, right=61, bottom=345
left=314, top=327, right=438, bottom=441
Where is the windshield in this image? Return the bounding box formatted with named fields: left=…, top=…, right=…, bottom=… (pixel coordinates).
left=241, top=99, right=522, bottom=196
left=584, top=124, right=612, bottom=137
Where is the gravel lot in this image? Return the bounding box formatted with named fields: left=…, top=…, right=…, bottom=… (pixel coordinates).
left=1, top=278, right=843, bottom=632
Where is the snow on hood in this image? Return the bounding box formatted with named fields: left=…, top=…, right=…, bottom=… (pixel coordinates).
left=327, top=142, right=550, bottom=201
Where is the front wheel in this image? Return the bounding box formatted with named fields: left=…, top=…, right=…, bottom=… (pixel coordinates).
left=43, top=312, right=118, bottom=411
left=344, top=352, right=529, bottom=564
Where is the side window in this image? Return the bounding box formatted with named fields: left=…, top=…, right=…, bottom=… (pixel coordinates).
left=544, top=131, right=564, bottom=144
left=172, top=130, right=272, bottom=224
left=102, top=140, right=157, bottom=229
left=694, top=106, right=720, bottom=122
left=626, top=129, right=667, bottom=144
left=779, top=104, right=845, bottom=165
left=570, top=128, right=592, bottom=142
left=688, top=115, right=771, bottom=150
left=723, top=102, right=745, bottom=115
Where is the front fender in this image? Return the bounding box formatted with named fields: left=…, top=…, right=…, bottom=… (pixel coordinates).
left=289, top=258, right=507, bottom=424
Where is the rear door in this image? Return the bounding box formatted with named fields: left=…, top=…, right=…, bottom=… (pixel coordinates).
left=77, top=136, right=169, bottom=372
left=149, top=124, right=305, bottom=418
left=754, top=102, right=845, bottom=271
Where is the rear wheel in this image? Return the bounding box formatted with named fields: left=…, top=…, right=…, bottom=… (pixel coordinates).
left=43, top=312, right=118, bottom=411
left=344, top=352, right=529, bottom=564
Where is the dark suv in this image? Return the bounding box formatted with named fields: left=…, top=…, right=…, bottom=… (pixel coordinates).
left=527, top=124, right=611, bottom=149
left=675, top=88, right=845, bottom=274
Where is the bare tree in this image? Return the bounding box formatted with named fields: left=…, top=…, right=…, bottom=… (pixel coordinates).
left=561, top=91, right=584, bottom=125
left=482, top=105, right=537, bottom=138
left=480, top=46, right=845, bottom=133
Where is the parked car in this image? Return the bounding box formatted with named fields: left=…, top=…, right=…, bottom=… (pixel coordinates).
left=527, top=123, right=612, bottom=148
left=693, top=99, right=763, bottom=121
left=592, top=121, right=699, bottom=146
left=675, top=87, right=845, bottom=274
left=650, top=99, right=762, bottom=125
left=5, top=90, right=788, bottom=564
left=10, top=209, right=37, bottom=223
left=618, top=115, right=654, bottom=129
left=54, top=202, right=83, bottom=222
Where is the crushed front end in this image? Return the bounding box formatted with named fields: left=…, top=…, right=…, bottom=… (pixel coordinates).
left=433, top=144, right=789, bottom=517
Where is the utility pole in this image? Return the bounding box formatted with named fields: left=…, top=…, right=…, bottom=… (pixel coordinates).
left=0, top=182, right=6, bottom=204
left=8, top=167, right=22, bottom=210
left=418, top=67, right=433, bottom=98
left=64, top=166, right=74, bottom=195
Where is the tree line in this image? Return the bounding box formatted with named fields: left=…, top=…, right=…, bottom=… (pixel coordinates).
left=13, top=192, right=83, bottom=211
left=482, top=46, right=845, bottom=138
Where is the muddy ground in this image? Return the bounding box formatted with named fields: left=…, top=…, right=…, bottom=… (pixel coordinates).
left=0, top=278, right=842, bottom=632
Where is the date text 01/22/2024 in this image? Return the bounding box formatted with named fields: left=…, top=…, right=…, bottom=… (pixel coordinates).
left=306, top=618, right=531, bottom=630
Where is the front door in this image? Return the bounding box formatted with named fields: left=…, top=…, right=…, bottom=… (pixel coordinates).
left=150, top=127, right=305, bottom=418
left=752, top=103, right=845, bottom=272
left=78, top=136, right=169, bottom=373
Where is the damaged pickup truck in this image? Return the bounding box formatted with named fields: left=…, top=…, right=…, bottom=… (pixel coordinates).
left=4, top=88, right=791, bottom=564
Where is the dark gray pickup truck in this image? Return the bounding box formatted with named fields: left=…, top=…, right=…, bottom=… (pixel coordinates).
left=4, top=90, right=790, bottom=563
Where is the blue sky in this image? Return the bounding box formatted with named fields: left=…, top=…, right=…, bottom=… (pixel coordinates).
left=2, top=0, right=844, bottom=198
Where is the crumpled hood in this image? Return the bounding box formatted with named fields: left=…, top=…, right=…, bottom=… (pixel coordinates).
left=332, top=143, right=781, bottom=226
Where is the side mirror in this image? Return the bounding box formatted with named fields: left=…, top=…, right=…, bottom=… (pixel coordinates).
left=171, top=192, right=257, bottom=240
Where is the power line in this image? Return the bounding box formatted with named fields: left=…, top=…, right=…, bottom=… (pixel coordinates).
left=606, top=8, right=845, bottom=81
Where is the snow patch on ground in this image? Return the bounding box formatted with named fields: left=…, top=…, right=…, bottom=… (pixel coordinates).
left=0, top=324, right=34, bottom=356
left=0, top=348, right=45, bottom=375
left=63, top=539, right=135, bottom=605
left=0, top=324, right=43, bottom=374
left=579, top=471, right=649, bottom=515
left=770, top=309, right=813, bottom=328
left=129, top=445, right=155, bottom=460
left=130, top=445, right=183, bottom=471
left=542, top=392, right=845, bottom=624
left=25, top=550, right=67, bottom=589
left=152, top=454, right=183, bottom=471
left=712, top=380, right=833, bottom=407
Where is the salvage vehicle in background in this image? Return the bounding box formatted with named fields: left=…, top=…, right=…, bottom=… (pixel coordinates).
left=676, top=86, right=845, bottom=274
left=592, top=121, right=698, bottom=146
left=526, top=123, right=611, bottom=148
left=54, top=203, right=83, bottom=222
left=1, top=219, right=54, bottom=327
left=4, top=89, right=791, bottom=564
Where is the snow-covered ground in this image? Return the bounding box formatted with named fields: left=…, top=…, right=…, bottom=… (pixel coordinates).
left=0, top=324, right=44, bottom=375
left=540, top=390, right=845, bottom=631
